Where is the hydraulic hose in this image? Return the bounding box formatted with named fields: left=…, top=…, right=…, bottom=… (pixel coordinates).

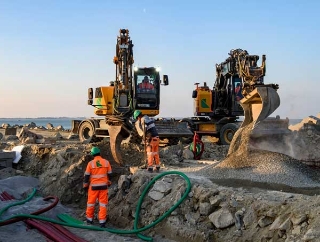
left=0, top=171, right=192, bottom=242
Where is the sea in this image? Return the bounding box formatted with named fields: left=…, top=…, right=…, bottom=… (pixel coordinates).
left=0, top=118, right=86, bottom=130
left=0, top=117, right=304, bottom=130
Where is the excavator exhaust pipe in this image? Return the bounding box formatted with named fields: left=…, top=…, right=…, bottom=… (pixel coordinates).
left=240, top=86, right=280, bottom=129
left=108, top=125, right=131, bottom=166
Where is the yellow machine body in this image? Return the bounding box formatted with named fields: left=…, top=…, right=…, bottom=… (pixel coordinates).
left=193, top=83, right=213, bottom=116
left=93, top=86, right=115, bottom=116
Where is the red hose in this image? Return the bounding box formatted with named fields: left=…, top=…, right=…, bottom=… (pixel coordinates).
left=3, top=191, right=15, bottom=200
left=49, top=223, right=88, bottom=242
left=0, top=196, right=59, bottom=226
left=192, top=133, right=205, bottom=160
left=1, top=192, right=88, bottom=242
left=25, top=219, right=73, bottom=242
left=1, top=192, right=12, bottom=201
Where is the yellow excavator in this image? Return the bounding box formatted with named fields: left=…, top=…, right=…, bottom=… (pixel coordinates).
left=75, top=29, right=136, bottom=166
left=72, top=29, right=192, bottom=166
left=184, top=48, right=289, bottom=145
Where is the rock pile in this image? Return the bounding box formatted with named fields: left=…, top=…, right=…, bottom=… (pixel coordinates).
left=1, top=122, right=69, bottom=132
left=102, top=170, right=320, bottom=242
left=2, top=118, right=320, bottom=241
left=17, top=127, right=44, bottom=144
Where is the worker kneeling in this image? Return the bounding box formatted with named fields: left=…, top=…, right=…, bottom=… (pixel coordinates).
left=83, top=147, right=112, bottom=228
left=133, top=110, right=160, bottom=173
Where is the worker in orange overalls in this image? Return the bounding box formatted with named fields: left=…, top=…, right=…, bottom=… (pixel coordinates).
left=83, top=147, right=112, bottom=228
left=138, top=76, right=154, bottom=91
left=133, top=110, right=160, bottom=173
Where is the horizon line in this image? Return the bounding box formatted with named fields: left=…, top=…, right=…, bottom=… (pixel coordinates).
left=0, top=116, right=306, bottom=120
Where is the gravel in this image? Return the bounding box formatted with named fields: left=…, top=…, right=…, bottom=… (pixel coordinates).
left=177, top=123, right=320, bottom=188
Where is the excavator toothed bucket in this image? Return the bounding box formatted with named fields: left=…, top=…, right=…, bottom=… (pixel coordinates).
left=108, top=125, right=131, bottom=166
left=240, top=86, right=280, bottom=129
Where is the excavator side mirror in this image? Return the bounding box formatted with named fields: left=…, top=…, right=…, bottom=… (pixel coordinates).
left=163, top=75, right=169, bottom=85
left=192, top=90, right=197, bottom=98
left=88, top=88, right=93, bottom=100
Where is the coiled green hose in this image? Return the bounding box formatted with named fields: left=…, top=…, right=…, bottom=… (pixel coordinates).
left=0, top=171, right=192, bottom=242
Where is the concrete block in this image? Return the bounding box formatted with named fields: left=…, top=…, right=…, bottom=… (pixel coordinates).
left=0, top=151, right=15, bottom=168
left=4, top=127, right=17, bottom=135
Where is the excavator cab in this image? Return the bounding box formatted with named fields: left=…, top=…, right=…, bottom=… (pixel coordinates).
left=133, top=67, right=169, bottom=117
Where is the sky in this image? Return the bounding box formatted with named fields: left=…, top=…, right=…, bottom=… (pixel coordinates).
left=0, top=0, right=319, bottom=119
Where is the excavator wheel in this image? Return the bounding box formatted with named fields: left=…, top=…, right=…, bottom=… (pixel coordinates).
left=78, top=121, right=103, bottom=143
left=219, top=123, right=238, bottom=145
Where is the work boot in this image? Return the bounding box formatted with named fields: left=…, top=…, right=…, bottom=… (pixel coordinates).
left=86, top=219, right=93, bottom=225
left=155, top=167, right=160, bottom=173
left=100, top=223, right=106, bottom=228
left=147, top=167, right=153, bottom=173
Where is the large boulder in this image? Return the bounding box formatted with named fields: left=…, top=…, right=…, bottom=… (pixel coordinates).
left=18, top=127, right=43, bottom=144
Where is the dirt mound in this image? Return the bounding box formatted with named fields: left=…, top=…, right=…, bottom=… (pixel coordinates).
left=15, top=140, right=144, bottom=205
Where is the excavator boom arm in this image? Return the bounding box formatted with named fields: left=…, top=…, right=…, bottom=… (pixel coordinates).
left=220, top=48, right=280, bottom=129
left=107, top=29, right=136, bottom=165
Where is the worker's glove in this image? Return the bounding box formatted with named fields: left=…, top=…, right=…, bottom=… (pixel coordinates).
left=107, top=181, right=112, bottom=187
left=83, top=186, right=89, bottom=192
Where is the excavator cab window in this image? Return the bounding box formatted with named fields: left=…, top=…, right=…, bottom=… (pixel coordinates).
left=133, top=67, right=160, bottom=111
left=136, top=75, right=156, bottom=93
left=234, top=81, right=243, bottom=102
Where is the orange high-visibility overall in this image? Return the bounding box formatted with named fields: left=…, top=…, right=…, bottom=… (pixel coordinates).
left=135, top=115, right=160, bottom=171
left=83, top=156, right=112, bottom=224
left=146, top=136, right=160, bottom=169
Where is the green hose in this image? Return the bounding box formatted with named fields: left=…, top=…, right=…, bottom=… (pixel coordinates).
left=0, top=188, right=37, bottom=216
left=0, top=171, right=192, bottom=242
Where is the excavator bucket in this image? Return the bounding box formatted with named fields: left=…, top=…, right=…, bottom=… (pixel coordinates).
left=108, top=125, right=131, bottom=166
left=239, top=86, right=280, bottom=129
left=228, top=86, right=282, bottom=156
